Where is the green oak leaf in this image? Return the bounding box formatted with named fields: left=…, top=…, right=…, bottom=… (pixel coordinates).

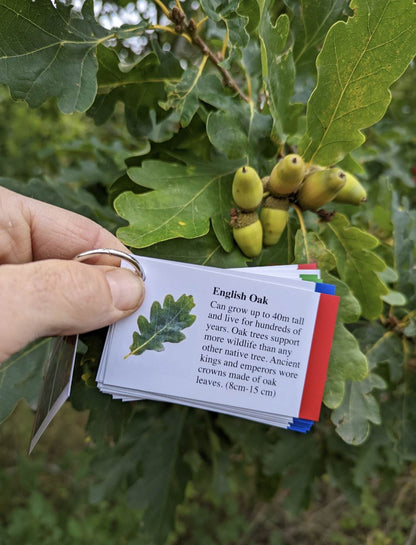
left=206, top=109, right=248, bottom=160
left=161, top=72, right=226, bottom=129
left=242, top=38, right=263, bottom=100
left=321, top=214, right=388, bottom=320
left=114, top=156, right=244, bottom=249
left=125, top=294, right=196, bottom=359
left=259, top=6, right=303, bottom=142
left=199, top=0, right=249, bottom=54
left=299, top=0, right=416, bottom=166
left=351, top=322, right=414, bottom=454
left=336, top=152, right=365, bottom=175
left=94, top=45, right=179, bottom=99
left=136, top=229, right=249, bottom=269
left=378, top=266, right=398, bottom=284
left=330, top=374, right=385, bottom=445
left=323, top=321, right=368, bottom=409
left=0, top=0, right=111, bottom=113
left=294, top=230, right=337, bottom=270
left=326, top=319, right=387, bottom=443
left=0, top=338, right=53, bottom=423
left=224, top=11, right=250, bottom=50
left=286, top=0, right=350, bottom=102
left=114, top=21, right=148, bottom=40
left=381, top=290, right=407, bottom=307
left=206, top=103, right=274, bottom=171
left=0, top=176, right=121, bottom=233
left=89, top=43, right=182, bottom=142
left=367, top=331, right=404, bottom=383
left=238, top=0, right=261, bottom=34
left=321, top=272, right=361, bottom=324
left=199, top=0, right=235, bottom=20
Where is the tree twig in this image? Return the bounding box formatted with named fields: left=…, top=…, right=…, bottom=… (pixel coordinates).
left=190, top=33, right=249, bottom=101
left=152, top=2, right=249, bottom=102
left=150, top=24, right=192, bottom=44
left=153, top=0, right=170, bottom=18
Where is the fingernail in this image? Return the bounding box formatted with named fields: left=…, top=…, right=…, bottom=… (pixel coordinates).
left=106, top=269, right=144, bottom=311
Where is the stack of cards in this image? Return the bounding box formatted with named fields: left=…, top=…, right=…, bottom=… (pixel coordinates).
left=97, top=256, right=339, bottom=432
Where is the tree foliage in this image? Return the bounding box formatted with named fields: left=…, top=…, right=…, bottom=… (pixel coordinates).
left=0, top=0, right=415, bottom=543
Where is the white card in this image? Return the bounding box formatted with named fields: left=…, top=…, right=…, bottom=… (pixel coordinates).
left=97, top=256, right=339, bottom=427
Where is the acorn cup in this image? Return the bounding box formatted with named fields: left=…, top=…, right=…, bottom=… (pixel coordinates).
left=333, top=171, right=367, bottom=205
left=230, top=209, right=263, bottom=258
left=232, top=165, right=264, bottom=212
left=268, top=154, right=306, bottom=197
left=260, top=196, right=289, bottom=246
left=296, top=167, right=347, bottom=211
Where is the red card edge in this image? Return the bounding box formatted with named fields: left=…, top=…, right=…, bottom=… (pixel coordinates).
left=298, top=263, right=317, bottom=270
left=299, top=293, right=339, bottom=421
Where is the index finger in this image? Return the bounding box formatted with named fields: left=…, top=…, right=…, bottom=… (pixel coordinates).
left=0, top=186, right=129, bottom=264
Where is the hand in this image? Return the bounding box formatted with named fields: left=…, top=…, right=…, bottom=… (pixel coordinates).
left=0, top=186, right=145, bottom=363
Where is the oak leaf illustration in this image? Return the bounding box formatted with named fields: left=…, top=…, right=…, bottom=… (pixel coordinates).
left=125, top=294, right=196, bottom=359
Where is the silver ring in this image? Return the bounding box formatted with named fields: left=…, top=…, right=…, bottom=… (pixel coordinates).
left=74, top=248, right=146, bottom=280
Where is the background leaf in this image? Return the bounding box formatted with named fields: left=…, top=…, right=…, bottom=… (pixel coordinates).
left=89, top=42, right=183, bottom=142
left=125, top=408, right=190, bottom=545
left=0, top=0, right=110, bottom=112
left=259, top=6, right=302, bottom=142
left=161, top=71, right=225, bottom=129
left=321, top=272, right=361, bottom=324
left=263, top=433, right=322, bottom=512
left=399, top=359, right=416, bottom=460
left=391, top=194, right=416, bottom=308
left=0, top=176, right=121, bottom=232
left=294, top=229, right=337, bottom=270
left=0, top=338, right=53, bottom=423
left=90, top=406, right=190, bottom=545
left=199, top=0, right=249, bottom=59
left=367, top=331, right=404, bottom=383
left=330, top=375, right=384, bottom=445
left=299, top=0, right=416, bottom=166
left=321, top=214, right=388, bottom=320
left=323, top=321, right=369, bottom=409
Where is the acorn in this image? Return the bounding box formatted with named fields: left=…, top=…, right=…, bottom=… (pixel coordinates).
left=260, top=196, right=289, bottom=246
left=268, top=154, right=306, bottom=196
left=230, top=209, right=263, bottom=257
left=297, top=167, right=347, bottom=211
left=333, top=172, right=367, bottom=205
left=232, top=165, right=264, bottom=212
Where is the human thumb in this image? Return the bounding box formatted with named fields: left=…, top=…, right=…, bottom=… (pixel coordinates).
left=0, top=259, right=145, bottom=363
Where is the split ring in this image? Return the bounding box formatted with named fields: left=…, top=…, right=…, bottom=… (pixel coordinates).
left=74, top=248, right=146, bottom=280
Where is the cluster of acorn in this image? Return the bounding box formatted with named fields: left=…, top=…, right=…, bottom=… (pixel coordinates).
left=230, top=154, right=367, bottom=258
